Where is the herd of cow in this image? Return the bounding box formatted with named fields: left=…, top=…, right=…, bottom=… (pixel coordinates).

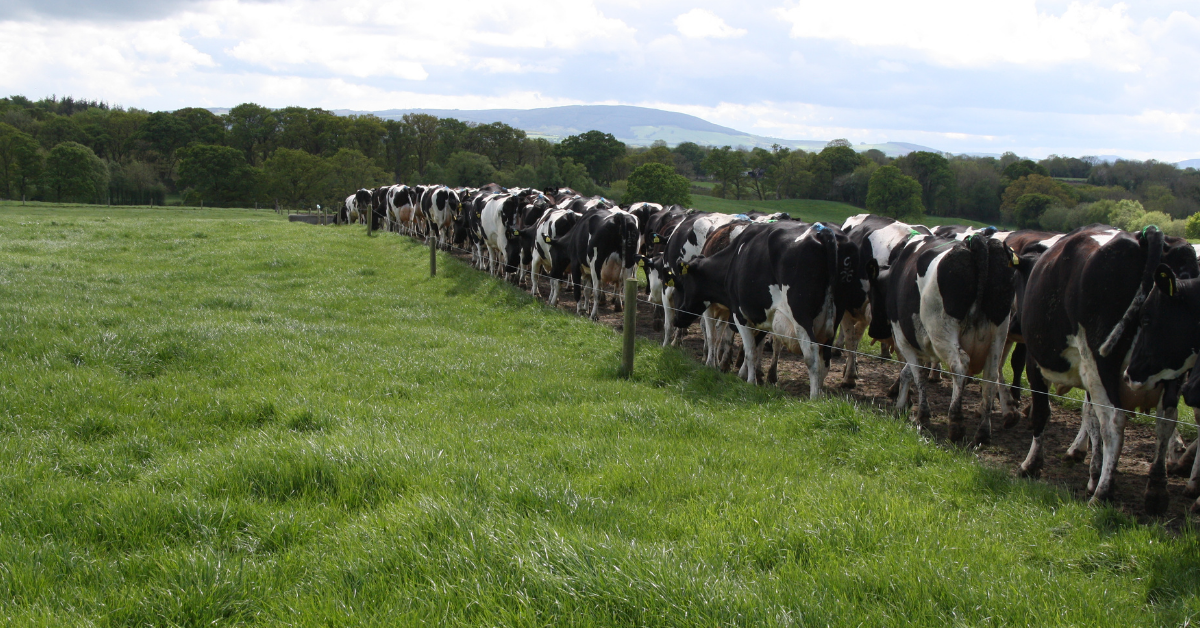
left=339, top=183, right=1200, bottom=515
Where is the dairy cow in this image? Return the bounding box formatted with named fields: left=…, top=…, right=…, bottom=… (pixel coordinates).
left=655, top=212, right=740, bottom=346
left=530, top=208, right=582, bottom=303
left=420, top=186, right=462, bottom=247
left=1018, top=224, right=1199, bottom=510
left=670, top=221, right=865, bottom=398
left=339, top=188, right=372, bottom=225
left=548, top=207, right=640, bottom=320
left=876, top=232, right=1020, bottom=445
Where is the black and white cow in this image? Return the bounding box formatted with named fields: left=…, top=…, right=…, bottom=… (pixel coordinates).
left=480, top=194, right=523, bottom=278
left=548, top=207, right=640, bottom=320
left=1126, top=262, right=1200, bottom=512
left=387, top=185, right=421, bottom=235
left=670, top=221, right=865, bottom=397
left=511, top=191, right=555, bottom=286
left=837, top=214, right=933, bottom=387
left=1019, top=224, right=1199, bottom=509
left=340, top=188, right=372, bottom=225
left=655, top=211, right=741, bottom=346
left=420, top=186, right=462, bottom=247
left=530, top=207, right=582, bottom=303
left=877, top=232, right=1020, bottom=445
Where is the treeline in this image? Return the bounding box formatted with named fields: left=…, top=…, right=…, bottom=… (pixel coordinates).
left=3, top=94, right=1199, bottom=230
left=0, top=96, right=627, bottom=208
left=678, top=140, right=1200, bottom=226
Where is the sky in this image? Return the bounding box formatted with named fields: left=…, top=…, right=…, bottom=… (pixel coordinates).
left=2, top=0, right=1199, bottom=160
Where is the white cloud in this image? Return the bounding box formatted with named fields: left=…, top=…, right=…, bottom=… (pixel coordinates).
left=774, top=0, right=1145, bottom=69
left=674, top=8, right=745, bottom=39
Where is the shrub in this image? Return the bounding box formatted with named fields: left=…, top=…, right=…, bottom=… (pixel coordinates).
left=1186, top=213, right=1200, bottom=239
left=1012, top=193, right=1060, bottom=229
left=622, top=162, right=691, bottom=206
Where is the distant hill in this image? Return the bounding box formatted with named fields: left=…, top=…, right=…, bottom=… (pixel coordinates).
left=330, top=104, right=942, bottom=157
left=1178, top=158, right=1200, bottom=169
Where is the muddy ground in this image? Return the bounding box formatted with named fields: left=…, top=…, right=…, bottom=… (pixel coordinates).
left=439, top=243, right=1197, bottom=525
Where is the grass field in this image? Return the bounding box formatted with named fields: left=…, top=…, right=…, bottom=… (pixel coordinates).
left=1, top=202, right=1199, bottom=626
left=690, top=195, right=997, bottom=228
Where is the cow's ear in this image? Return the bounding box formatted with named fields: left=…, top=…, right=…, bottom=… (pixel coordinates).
left=1156, top=264, right=1180, bottom=298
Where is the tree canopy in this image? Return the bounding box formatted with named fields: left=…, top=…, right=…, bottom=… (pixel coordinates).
left=623, top=163, right=691, bottom=206
left=866, top=165, right=923, bottom=219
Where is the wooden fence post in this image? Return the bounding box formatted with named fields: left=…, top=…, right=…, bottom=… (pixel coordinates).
left=620, top=277, right=637, bottom=377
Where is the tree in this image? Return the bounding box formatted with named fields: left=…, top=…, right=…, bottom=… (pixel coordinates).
left=37, top=114, right=85, bottom=149
left=225, top=103, right=277, bottom=165
left=139, top=111, right=190, bottom=179
left=1002, top=159, right=1049, bottom=181
left=1000, top=174, right=1077, bottom=214
left=672, top=141, right=708, bottom=176
left=263, top=147, right=331, bottom=209
left=818, top=141, right=863, bottom=180
left=177, top=144, right=256, bottom=205
left=0, top=122, right=33, bottom=197
left=557, top=131, right=625, bottom=184
left=402, top=113, right=439, bottom=176
left=623, top=162, right=691, bottom=206
left=702, top=146, right=746, bottom=199
left=897, top=151, right=956, bottom=215
left=324, top=148, right=388, bottom=199
left=44, top=141, right=108, bottom=203
left=866, top=165, right=923, bottom=219
left=558, top=157, right=598, bottom=196
left=444, top=151, right=497, bottom=187
left=535, top=154, right=563, bottom=190
left=1012, top=193, right=1059, bottom=229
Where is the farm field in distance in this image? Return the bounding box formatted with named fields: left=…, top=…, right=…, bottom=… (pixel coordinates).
left=3, top=202, right=1200, bottom=625
left=688, top=195, right=999, bottom=228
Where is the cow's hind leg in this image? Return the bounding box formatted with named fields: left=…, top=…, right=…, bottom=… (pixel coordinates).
left=1145, top=379, right=1181, bottom=514
left=1018, top=354, right=1052, bottom=478
left=734, top=317, right=759, bottom=385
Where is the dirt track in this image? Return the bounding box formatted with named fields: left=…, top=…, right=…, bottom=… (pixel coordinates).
left=436, top=241, right=1198, bottom=525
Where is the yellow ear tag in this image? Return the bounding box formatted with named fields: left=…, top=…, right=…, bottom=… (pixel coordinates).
left=1010, top=251, right=1019, bottom=266
left=667, top=279, right=674, bottom=287
left=543, top=235, right=552, bottom=243
left=638, top=259, right=645, bottom=268
left=681, top=264, right=689, bottom=275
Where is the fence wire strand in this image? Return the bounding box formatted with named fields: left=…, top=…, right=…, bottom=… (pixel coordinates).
left=379, top=221, right=1193, bottom=432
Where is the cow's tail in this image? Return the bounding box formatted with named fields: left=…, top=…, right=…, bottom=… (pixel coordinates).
left=967, top=234, right=989, bottom=308
left=1099, top=225, right=1164, bottom=357
left=814, top=223, right=838, bottom=292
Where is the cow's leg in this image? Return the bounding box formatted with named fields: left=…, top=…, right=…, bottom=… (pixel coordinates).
left=702, top=308, right=720, bottom=367
left=529, top=258, right=541, bottom=297
left=893, top=337, right=931, bottom=426
left=1006, top=342, right=1027, bottom=427
left=1064, top=409, right=1091, bottom=462
left=718, top=318, right=737, bottom=371
left=768, top=336, right=782, bottom=385
left=839, top=316, right=863, bottom=389
left=549, top=278, right=560, bottom=306
left=939, top=340, right=970, bottom=444
left=1187, top=409, right=1200, bottom=509
left=1170, top=429, right=1196, bottom=477
left=802, top=332, right=826, bottom=400
left=662, top=287, right=675, bottom=347
left=1018, top=355, right=1052, bottom=478
left=1145, top=380, right=1181, bottom=514
left=1089, top=380, right=1126, bottom=504
left=734, top=318, right=759, bottom=385
left=589, top=266, right=602, bottom=321
left=832, top=322, right=845, bottom=358
left=971, top=322, right=1011, bottom=447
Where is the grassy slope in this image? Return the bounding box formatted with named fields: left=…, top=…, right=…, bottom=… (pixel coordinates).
left=690, top=195, right=996, bottom=228
left=0, top=202, right=1198, bottom=626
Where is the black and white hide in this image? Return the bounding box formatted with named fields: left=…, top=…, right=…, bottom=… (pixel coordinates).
left=672, top=221, right=865, bottom=397
left=1020, top=225, right=1198, bottom=510
left=881, top=233, right=1019, bottom=446
left=549, top=207, right=640, bottom=320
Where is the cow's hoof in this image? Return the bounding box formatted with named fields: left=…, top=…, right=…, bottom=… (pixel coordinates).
left=970, top=430, right=990, bottom=448
left=1002, top=409, right=1021, bottom=430
left=1063, top=446, right=1087, bottom=463
left=1144, top=478, right=1170, bottom=515
left=1017, top=463, right=1041, bottom=479
left=886, top=384, right=900, bottom=399
left=1169, top=460, right=1191, bottom=477
left=1184, top=481, right=1200, bottom=499
left=839, top=381, right=857, bottom=389
left=948, top=422, right=966, bottom=444
left=1088, top=490, right=1113, bottom=506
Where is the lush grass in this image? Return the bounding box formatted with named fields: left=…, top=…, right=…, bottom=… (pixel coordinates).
left=1, top=202, right=1199, bottom=626
left=690, top=195, right=997, bottom=228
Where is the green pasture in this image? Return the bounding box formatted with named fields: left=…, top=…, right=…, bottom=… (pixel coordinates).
left=0, top=202, right=1197, bottom=626
left=690, top=195, right=997, bottom=228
